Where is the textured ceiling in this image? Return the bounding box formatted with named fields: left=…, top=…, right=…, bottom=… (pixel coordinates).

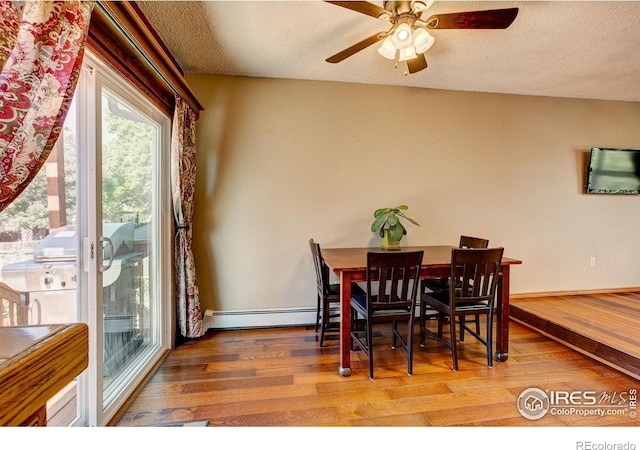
left=136, top=1, right=640, bottom=102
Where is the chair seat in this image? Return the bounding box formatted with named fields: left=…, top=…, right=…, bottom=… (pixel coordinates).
left=327, top=283, right=341, bottom=296
left=328, top=283, right=365, bottom=297
left=425, top=277, right=479, bottom=293
left=322, top=284, right=366, bottom=336
left=422, top=277, right=450, bottom=292
left=423, top=290, right=491, bottom=312
left=422, top=290, right=449, bottom=307
left=351, top=294, right=412, bottom=319
left=351, top=292, right=366, bottom=308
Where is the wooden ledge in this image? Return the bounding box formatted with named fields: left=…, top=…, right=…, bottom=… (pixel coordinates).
left=0, top=323, right=89, bottom=426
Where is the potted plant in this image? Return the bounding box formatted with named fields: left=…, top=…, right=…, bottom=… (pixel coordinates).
left=370, top=205, right=420, bottom=249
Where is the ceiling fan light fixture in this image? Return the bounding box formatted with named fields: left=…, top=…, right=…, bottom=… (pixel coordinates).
left=392, top=22, right=413, bottom=49
left=324, top=2, right=519, bottom=75
left=412, top=27, right=434, bottom=54
left=377, top=35, right=397, bottom=60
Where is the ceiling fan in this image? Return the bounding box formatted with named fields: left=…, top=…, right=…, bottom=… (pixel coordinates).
left=324, top=1, right=519, bottom=74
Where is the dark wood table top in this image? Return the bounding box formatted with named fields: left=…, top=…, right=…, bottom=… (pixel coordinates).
left=322, top=245, right=522, bottom=272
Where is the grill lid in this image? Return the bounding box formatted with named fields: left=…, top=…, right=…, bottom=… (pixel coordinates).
left=33, top=226, right=77, bottom=262
left=32, top=223, right=135, bottom=263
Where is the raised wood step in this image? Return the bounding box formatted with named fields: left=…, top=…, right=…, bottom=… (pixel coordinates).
left=510, top=292, right=640, bottom=380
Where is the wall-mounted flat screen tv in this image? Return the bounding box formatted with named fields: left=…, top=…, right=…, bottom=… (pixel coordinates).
left=586, top=147, right=640, bottom=194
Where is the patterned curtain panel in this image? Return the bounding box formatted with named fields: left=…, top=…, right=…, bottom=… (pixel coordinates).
left=172, top=96, right=204, bottom=339
left=0, top=1, right=94, bottom=212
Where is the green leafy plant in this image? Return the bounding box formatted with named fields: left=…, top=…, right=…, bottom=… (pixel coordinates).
left=370, top=205, right=420, bottom=241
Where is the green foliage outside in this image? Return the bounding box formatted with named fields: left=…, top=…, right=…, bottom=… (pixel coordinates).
left=101, top=109, right=153, bottom=225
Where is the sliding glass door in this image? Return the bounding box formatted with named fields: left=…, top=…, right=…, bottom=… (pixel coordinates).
left=79, top=53, right=172, bottom=425
left=0, top=51, right=171, bottom=426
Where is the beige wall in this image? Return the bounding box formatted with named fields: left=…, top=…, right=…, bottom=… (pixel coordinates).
left=186, top=73, right=640, bottom=319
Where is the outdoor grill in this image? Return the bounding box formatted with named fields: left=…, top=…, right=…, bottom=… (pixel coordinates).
left=2, top=223, right=146, bottom=375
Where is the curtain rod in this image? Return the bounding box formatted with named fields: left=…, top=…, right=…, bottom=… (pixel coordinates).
left=95, top=1, right=204, bottom=115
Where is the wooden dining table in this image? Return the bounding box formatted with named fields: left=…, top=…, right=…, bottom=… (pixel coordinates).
left=321, top=245, right=522, bottom=377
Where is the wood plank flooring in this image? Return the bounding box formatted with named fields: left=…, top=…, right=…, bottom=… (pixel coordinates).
left=117, top=307, right=639, bottom=428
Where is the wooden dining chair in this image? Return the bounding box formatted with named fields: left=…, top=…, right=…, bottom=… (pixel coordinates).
left=309, top=238, right=363, bottom=347
left=350, top=250, right=423, bottom=378
left=420, top=247, right=504, bottom=370
left=420, top=235, right=489, bottom=341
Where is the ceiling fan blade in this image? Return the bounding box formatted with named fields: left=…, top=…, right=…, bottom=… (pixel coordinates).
left=324, top=1, right=388, bottom=19
left=326, top=33, right=383, bottom=63
left=426, top=7, right=519, bottom=29
left=407, top=54, right=428, bottom=74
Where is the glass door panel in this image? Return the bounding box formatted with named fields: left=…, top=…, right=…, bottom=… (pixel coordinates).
left=99, top=85, right=161, bottom=411
left=0, top=96, right=81, bottom=426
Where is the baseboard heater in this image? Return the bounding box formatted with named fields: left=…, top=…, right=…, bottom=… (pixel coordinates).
left=204, top=307, right=317, bottom=331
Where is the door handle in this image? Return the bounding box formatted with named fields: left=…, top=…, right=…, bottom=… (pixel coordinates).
left=99, top=236, right=114, bottom=272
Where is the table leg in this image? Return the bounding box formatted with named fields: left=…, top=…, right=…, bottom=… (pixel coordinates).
left=338, top=271, right=352, bottom=377
left=495, top=265, right=510, bottom=362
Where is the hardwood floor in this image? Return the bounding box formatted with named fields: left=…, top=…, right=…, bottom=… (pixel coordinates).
left=117, top=309, right=639, bottom=428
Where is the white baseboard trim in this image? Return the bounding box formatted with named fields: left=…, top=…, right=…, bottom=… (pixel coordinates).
left=203, top=307, right=317, bottom=330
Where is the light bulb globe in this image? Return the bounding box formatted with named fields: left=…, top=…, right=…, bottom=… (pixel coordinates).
left=392, top=23, right=413, bottom=49
left=398, top=46, right=418, bottom=61
left=413, top=27, right=434, bottom=54
left=377, top=35, right=397, bottom=60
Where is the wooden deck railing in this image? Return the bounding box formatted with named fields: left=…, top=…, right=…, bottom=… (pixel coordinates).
left=0, top=281, right=30, bottom=327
